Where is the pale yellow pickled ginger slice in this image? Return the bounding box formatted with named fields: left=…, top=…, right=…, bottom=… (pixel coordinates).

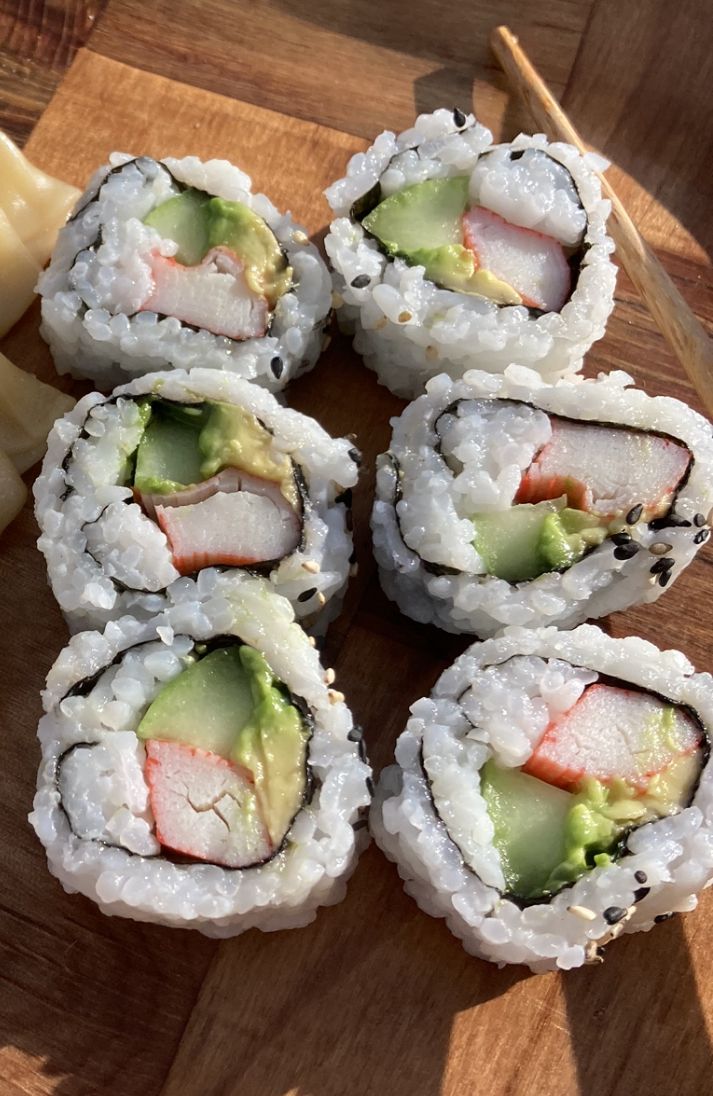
left=0, top=351, right=74, bottom=473
left=0, top=447, right=27, bottom=536
left=0, top=130, right=80, bottom=265
left=0, top=207, right=41, bottom=338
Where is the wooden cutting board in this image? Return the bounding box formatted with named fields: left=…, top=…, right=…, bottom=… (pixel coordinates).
left=1, top=45, right=712, bottom=1096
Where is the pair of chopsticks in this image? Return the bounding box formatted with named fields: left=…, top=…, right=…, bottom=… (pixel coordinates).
left=491, top=26, right=713, bottom=419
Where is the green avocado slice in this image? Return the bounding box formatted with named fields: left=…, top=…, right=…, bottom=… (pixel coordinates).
left=131, top=397, right=298, bottom=506
left=231, top=647, right=309, bottom=847
left=205, top=198, right=292, bottom=306
left=143, top=190, right=292, bottom=307
left=198, top=402, right=298, bottom=508
left=137, top=644, right=310, bottom=849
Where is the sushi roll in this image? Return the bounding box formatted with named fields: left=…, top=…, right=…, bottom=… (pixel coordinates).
left=325, top=108, right=616, bottom=398
left=371, top=624, right=713, bottom=972
left=38, top=153, right=332, bottom=389
left=35, top=368, right=359, bottom=632
left=372, top=368, right=713, bottom=636
left=30, top=574, right=372, bottom=934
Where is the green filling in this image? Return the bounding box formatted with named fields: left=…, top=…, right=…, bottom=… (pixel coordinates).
left=361, top=176, right=521, bottom=301
left=133, top=403, right=206, bottom=494
left=481, top=751, right=701, bottom=901
left=144, top=188, right=210, bottom=265
left=481, top=760, right=573, bottom=899
left=144, top=188, right=292, bottom=306
left=131, top=397, right=297, bottom=505
left=473, top=501, right=607, bottom=583
left=118, top=397, right=153, bottom=485
left=232, top=647, right=309, bottom=845
left=136, top=644, right=309, bottom=845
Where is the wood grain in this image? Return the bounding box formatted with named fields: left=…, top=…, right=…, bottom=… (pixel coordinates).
left=0, top=2, right=713, bottom=1094
left=89, top=0, right=593, bottom=140
left=491, top=25, right=713, bottom=418
left=0, top=1, right=105, bottom=143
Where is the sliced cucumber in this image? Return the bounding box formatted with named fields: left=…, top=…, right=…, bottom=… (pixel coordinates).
left=136, top=646, right=255, bottom=758
left=144, top=188, right=211, bottom=265
left=133, top=407, right=205, bottom=495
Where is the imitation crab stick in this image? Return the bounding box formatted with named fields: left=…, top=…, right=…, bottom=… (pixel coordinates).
left=523, top=684, right=703, bottom=793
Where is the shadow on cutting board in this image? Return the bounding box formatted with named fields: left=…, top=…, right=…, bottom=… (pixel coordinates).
left=563, top=914, right=713, bottom=1096
left=160, top=846, right=529, bottom=1096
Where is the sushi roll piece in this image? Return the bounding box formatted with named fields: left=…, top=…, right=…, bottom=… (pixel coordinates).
left=30, top=574, right=372, bottom=934
left=38, top=153, right=332, bottom=389
left=371, top=625, right=713, bottom=971
left=325, top=108, right=616, bottom=398
left=372, top=367, right=713, bottom=636
left=35, top=368, right=359, bottom=632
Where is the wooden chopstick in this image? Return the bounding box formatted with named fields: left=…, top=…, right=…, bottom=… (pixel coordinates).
left=490, top=24, right=713, bottom=419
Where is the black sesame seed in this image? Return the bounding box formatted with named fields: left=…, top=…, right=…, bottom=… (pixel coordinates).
left=694, top=513, right=706, bottom=527
left=346, top=509, right=354, bottom=532
left=611, top=531, right=632, bottom=545
left=633, top=887, right=651, bottom=902
left=603, top=905, right=627, bottom=925
left=347, top=725, right=364, bottom=743
left=353, top=818, right=369, bottom=831
left=297, top=587, right=317, bottom=603
left=650, top=556, right=675, bottom=574
left=596, top=946, right=606, bottom=959
left=366, top=776, right=375, bottom=796
left=348, top=446, right=362, bottom=465
left=349, top=547, right=357, bottom=564
left=649, top=515, right=692, bottom=530
left=452, top=106, right=467, bottom=128
left=350, top=273, right=370, bottom=289
left=613, top=541, right=640, bottom=560
left=694, top=529, right=709, bottom=544
left=270, top=355, right=284, bottom=379
left=626, top=504, right=643, bottom=525
left=336, top=488, right=353, bottom=508
left=658, top=570, right=672, bottom=587
left=654, top=913, right=674, bottom=924
left=634, top=870, right=648, bottom=885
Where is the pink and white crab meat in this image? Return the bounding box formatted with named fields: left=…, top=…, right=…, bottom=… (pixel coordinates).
left=140, top=246, right=269, bottom=339
left=524, top=684, right=703, bottom=793
left=462, top=206, right=571, bottom=312
left=516, top=417, right=692, bottom=521
left=153, top=469, right=301, bottom=574
left=144, top=740, right=273, bottom=868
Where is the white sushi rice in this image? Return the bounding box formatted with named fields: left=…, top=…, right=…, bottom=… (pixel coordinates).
left=325, top=108, right=616, bottom=398
left=372, top=367, right=713, bottom=636
left=39, top=154, right=332, bottom=389
left=371, top=624, right=713, bottom=972
left=30, top=573, right=372, bottom=935
left=34, top=368, right=358, bottom=632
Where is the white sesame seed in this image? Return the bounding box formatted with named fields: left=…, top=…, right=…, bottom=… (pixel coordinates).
left=302, top=560, right=320, bottom=573
left=567, top=905, right=597, bottom=921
